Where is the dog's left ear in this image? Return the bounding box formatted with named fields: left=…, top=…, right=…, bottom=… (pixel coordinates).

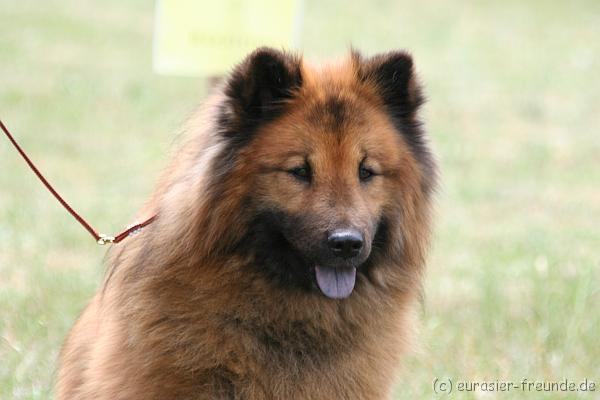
left=356, top=50, right=424, bottom=120
left=225, top=47, right=303, bottom=125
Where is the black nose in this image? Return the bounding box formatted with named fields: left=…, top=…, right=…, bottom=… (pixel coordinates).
left=327, top=229, right=364, bottom=259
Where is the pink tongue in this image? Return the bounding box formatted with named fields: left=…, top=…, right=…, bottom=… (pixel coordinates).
left=315, top=265, right=357, bottom=299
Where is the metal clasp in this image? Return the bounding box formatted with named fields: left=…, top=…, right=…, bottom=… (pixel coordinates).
left=97, top=234, right=115, bottom=245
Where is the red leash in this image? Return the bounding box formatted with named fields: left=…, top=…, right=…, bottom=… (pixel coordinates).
left=1, top=118, right=156, bottom=245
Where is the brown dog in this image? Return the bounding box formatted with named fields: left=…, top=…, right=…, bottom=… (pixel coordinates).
left=56, top=48, right=436, bottom=399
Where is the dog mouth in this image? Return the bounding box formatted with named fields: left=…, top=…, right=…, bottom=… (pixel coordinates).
left=314, top=265, right=357, bottom=299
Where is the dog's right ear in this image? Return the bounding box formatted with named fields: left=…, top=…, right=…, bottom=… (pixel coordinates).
left=224, top=47, right=303, bottom=126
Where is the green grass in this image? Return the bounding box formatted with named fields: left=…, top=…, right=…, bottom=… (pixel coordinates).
left=1, top=0, right=599, bottom=398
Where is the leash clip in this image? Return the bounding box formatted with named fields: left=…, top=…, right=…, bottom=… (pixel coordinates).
left=97, top=234, right=115, bottom=245
left=1, top=119, right=158, bottom=246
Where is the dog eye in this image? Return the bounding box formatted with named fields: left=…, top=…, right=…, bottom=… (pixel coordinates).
left=359, top=165, right=374, bottom=181
left=289, top=165, right=311, bottom=182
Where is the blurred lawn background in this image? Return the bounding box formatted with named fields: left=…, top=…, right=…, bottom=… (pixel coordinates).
left=1, top=0, right=599, bottom=399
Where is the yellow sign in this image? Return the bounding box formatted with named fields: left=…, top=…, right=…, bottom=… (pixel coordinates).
left=153, top=0, right=302, bottom=76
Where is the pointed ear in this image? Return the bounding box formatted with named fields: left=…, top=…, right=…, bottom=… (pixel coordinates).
left=356, top=50, right=424, bottom=120
left=356, top=51, right=435, bottom=193
left=224, top=47, right=303, bottom=125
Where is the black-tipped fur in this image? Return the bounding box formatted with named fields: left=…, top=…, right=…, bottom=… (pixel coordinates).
left=213, top=48, right=304, bottom=189
left=224, top=47, right=303, bottom=134
left=356, top=51, right=436, bottom=194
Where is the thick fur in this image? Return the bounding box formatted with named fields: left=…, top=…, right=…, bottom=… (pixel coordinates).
left=56, top=48, right=436, bottom=399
